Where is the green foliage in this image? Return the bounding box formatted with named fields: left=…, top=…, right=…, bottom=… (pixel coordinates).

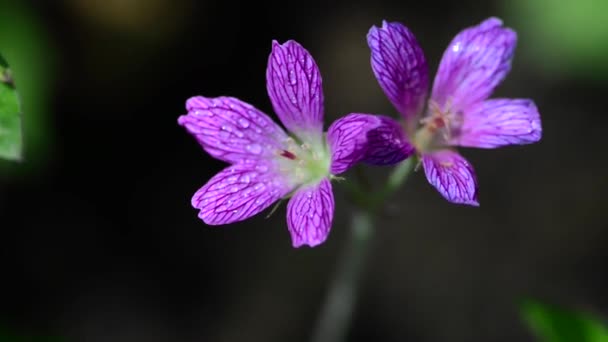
left=508, top=0, right=608, bottom=79
left=0, top=0, right=54, bottom=172
left=0, top=53, right=22, bottom=160
left=521, top=299, right=608, bottom=342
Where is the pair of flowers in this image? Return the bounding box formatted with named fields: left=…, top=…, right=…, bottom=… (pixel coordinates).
left=178, top=17, right=542, bottom=247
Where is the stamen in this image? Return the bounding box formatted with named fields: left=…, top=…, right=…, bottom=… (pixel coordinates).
left=421, top=99, right=458, bottom=140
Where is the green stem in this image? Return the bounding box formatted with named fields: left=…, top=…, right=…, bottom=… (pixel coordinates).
left=310, top=210, right=373, bottom=342
left=370, top=156, right=418, bottom=213
left=311, top=156, right=417, bottom=342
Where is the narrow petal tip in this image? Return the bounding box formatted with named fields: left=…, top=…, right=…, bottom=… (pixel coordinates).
left=480, top=17, right=503, bottom=29
left=422, top=150, right=479, bottom=207
left=177, top=114, right=187, bottom=126
left=266, top=39, right=324, bottom=137
left=431, top=17, right=518, bottom=111
left=179, top=96, right=289, bottom=163
left=192, top=163, right=293, bottom=225
left=453, top=99, right=542, bottom=148
left=287, top=179, right=334, bottom=248
left=367, top=20, right=429, bottom=120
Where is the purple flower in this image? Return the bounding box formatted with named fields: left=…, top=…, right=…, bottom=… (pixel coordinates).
left=178, top=40, right=405, bottom=247
left=367, top=17, right=542, bottom=205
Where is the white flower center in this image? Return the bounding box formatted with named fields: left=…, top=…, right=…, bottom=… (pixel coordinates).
left=277, top=136, right=330, bottom=186
left=413, top=99, right=463, bottom=152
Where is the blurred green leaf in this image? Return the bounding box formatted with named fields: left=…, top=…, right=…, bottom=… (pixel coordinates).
left=0, top=53, right=22, bottom=161
left=521, top=299, right=608, bottom=342
left=0, top=1, right=54, bottom=173
left=508, top=0, right=608, bottom=79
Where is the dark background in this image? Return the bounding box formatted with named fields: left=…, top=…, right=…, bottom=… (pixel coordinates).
left=0, top=0, right=607, bottom=341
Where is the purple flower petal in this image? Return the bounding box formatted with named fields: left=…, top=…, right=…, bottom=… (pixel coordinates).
left=286, top=178, right=334, bottom=248
left=192, top=162, right=294, bottom=225
left=368, top=21, right=428, bottom=124
left=327, top=114, right=414, bottom=174
left=179, top=96, right=289, bottom=164
left=431, top=17, right=517, bottom=112
left=422, top=150, right=479, bottom=206
left=452, top=99, right=542, bottom=148
left=266, top=40, right=324, bottom=139
left=363, top=115, right=415, bottom=166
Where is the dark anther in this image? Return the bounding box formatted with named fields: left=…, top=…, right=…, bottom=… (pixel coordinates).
left=280, top=150, right=297, bottom=160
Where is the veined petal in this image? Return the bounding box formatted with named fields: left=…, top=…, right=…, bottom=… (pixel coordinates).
left=192, top=162, right=294, bottom=225
left=179, top=96, right=289, bottom=164
left=363, top=115, right=415, bottom=166
left=431, top=17, right=517, bottom=112
left=266, top=40, right=324, bottom=139
left=287, top=178, right=334, bottom=248
left=327, top=114, right=414, bottom=174
left=368, top=21, right=428, bottom=124
left=452, top=99, right=542, bottom=148
left=422, top=150, right=479, bottom=206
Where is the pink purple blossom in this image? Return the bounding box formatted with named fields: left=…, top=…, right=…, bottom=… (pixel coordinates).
left=178, top=40, right=405, bottom=247
left=367, top=17, right=542, bottom=205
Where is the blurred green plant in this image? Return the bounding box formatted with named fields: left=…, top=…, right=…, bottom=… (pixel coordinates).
left=521, top=299, right=608, bottom=342
left=0, top=0, right=54, bottom=173
left=0, top=54, right=22, bottom=160
left=507, top=0, right=608, bottom=79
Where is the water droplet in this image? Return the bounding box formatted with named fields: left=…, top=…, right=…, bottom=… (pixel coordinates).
left=290, top=95, right=297, bottom=105
left=241, top=174, right=251, bottom=183
left=251, top=112, right=267, bottom=127
left=254, top=183, right=265, bottom=191
left=238, top=118, right=250, bottom=128
left=231, top=186, right=239, bottom=193
left=246, top=144, right=262, bottom=154
left=256, top=164, right=268, bottom=172
left=305, top=57, right=313, bottom=70
left=289, top=70, right=297, bottom=85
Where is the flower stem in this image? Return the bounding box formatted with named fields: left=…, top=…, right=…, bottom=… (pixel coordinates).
left=310, top=210, right=373, bottom=342
left=311, top=156, right=417, bottom=342
left=371, top=156, right=417, bottom=212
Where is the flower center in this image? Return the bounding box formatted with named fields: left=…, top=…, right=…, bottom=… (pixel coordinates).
left=277, top=137, right=330, bottom=186
left=413, top=99, right=462, bottom=152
